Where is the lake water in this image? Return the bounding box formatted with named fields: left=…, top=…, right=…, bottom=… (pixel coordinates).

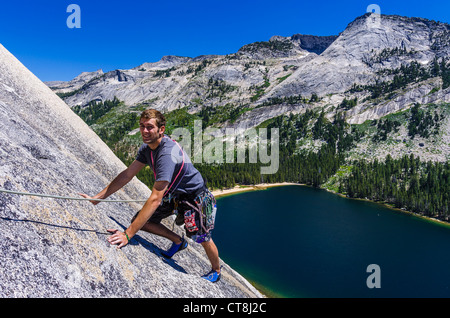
left=213, top=185, right=450, bottom=298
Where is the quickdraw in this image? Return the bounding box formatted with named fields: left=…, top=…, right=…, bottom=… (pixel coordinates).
left=181, top=189, right=217, bottom=242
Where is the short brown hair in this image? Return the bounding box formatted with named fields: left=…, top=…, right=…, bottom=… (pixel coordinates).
left=140, top=109, right=166, bottom=128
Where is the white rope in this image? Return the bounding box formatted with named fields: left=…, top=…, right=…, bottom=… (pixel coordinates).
left=0, top=188, right=147, bottom=203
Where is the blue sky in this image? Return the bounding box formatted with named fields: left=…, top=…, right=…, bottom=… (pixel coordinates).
left=1, top=0, right=449, bottom=82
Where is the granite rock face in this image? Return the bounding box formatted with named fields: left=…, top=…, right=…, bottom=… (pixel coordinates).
left=266, top=13, right=450, bottom=99
left=289, top=34, right=338, bottom=55
left=0, top=44, right=262, bottom=298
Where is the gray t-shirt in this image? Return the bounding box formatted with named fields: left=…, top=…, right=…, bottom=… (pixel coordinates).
left=135, top=135, right=205, bottom=196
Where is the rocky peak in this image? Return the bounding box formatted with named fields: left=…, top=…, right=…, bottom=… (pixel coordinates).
left=237, top=36, right=308, bottom=59
left=266, top=13, right=450, bottom=99
left=136, top=55, right=192, bottom=71
left=289, top=34, right=338, bottom=55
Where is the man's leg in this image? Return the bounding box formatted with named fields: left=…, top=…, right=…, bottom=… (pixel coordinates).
left=201, top=239, right=220, bottom=273
left=140, top=222, right=182, bottom=244
left=141, top=221, right=188, bottom=259
left=131, top=206, right=182, bottom=244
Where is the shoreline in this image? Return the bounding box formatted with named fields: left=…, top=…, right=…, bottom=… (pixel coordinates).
left=212, top=182, right=450, bottom=228
left=211, top=182, right=301, bottom=198
left=324, top=188, right=450, bottom=230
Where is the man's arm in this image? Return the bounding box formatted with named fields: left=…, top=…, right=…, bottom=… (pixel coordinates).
left=79, top=160, right=145, bottom=205
left=107, top=180, right=169, bottom=248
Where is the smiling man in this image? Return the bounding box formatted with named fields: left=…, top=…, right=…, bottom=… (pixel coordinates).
left=80, top=109, right=221, bottom=283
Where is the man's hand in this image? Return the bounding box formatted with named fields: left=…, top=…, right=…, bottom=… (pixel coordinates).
left=78, top=193, right=101, bottom=205
left=78, top=160, right=146, bottom=206
left=107, top=229, right=129, bottom=249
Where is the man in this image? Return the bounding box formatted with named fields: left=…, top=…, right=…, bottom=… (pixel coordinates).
left=80, top=109, right=221, bottom=283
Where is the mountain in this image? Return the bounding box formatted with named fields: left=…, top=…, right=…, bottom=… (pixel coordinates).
left=47, top=13, right=450, bottom=161
left=47, top=69, right=104, bottom=94
left=266, top=14, right=450, bottom=122
left=48, top=13, right=450, bottom=127
left=0, top=43, right=262, bottom=298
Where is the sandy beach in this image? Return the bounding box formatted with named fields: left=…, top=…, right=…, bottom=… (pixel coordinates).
left=211, top=182, right=301, bottom=198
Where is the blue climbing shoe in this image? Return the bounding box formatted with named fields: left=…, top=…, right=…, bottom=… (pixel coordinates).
left=202, top=269, right=221, bottom=283
left=162, top=237, right=188, bottom=258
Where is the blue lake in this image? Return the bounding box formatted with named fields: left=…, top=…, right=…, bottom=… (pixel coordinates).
left=213, top=185, right=450, bottom=298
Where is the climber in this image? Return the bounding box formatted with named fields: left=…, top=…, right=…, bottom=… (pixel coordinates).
left=79, top=109, right=221, bottom=283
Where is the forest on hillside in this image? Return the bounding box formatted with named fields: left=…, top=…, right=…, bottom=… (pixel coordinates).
left=350, top=57, right=450, bottom=101
left=72, top=99, right=450, bottom=220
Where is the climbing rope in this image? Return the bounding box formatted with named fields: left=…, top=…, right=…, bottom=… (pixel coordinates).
left=0, top=188, right=147, bottom=203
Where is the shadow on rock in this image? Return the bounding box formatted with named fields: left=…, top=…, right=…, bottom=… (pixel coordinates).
left=109, top=216, right=188, bottom=274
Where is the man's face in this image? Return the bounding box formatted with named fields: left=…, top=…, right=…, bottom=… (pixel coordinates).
left=139, top=118, right=164, bottom=145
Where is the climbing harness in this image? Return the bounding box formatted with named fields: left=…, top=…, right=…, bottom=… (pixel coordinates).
left=179, top=189, right=217, bottom=243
